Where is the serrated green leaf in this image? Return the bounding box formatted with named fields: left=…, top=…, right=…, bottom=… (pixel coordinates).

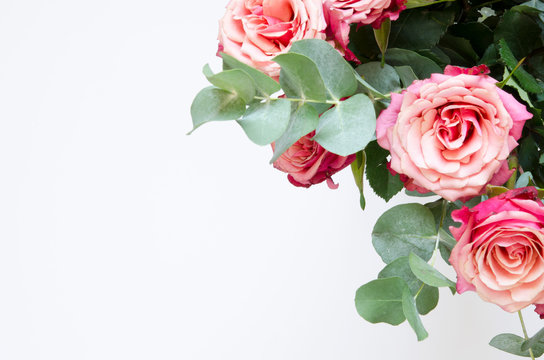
left=388, top=8, right=455, bottom=51
left=383, top=48, right=442, bottom=79
left=490, top=333, right=544, bottom=357
left=203, top=65, right=256, bottom=103
left=270, top=103, right=319, bottom=163
left=237, top=99, right=291, bottom=146
left=314, top=94, right=376, bottom=157
left=372, top=204, right=436, bottom=264
left=408, top=252, right=456, bottom=293
left=190, top=87, right=247, bottom=133
left=402, top=287, right=429, bottom=341
left=494, top=10, right=543, bottom=60
left=220, top=52, right=280, bottom=96
left=498, top=39, right=543, bottom=94
left=355, top=277, right=408, bottom=325
left=289, top=39, right=358, bottom=100
left=355, top=62, right=401, bottom=95
left=274, top=53, right=327, bottom=102
left=365, top=141, right=404, bottom=201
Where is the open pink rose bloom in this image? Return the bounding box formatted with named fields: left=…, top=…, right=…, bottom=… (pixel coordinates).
left=272, top=131, right=355, bottom=189
left=218, top=0, right=327, bottom=78
left=376, top=65, right=533, bottom=201
left=449, top=187, right=544, bottom=312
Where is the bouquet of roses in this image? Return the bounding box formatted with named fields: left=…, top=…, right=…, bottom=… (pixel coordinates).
left=190, top=0, right=544, bottom=357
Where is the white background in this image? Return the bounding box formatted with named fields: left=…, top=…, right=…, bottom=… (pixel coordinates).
left=0, top=1, right=542, bottom=359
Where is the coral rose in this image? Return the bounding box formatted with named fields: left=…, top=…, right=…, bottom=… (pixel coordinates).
left=323, top=0, right=406, bottom=60
left=218, top=0, right=327, bottom=78
left=272, top=131, right=355, bottom=189
left=449, top=187, right=544, bottom=312
left=376, top=65, right=532, bottom=201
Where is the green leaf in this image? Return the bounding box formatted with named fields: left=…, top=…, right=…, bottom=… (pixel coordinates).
left=450, top=22, right=493, bottom=57
left=519, top=136, right=540, bottom=171
left=351, top=151, right=366, bottom=210
left=388, top=8, right=455, bottom=51
left=270, top=103, right=319, bottom=163
left=289, top=39, right=358, bottom=100
left=274, top=53, right=327, bottom=102
left=405, top=0, right=455, bottom=9
left=395, top=66, right=419, bottom=86
left=220, top=52, right=280, bottom=97
left=383, top=48, right=442, bottom=79
left=494, top=10, right=543, bottom=60
left=355, top=277, right=408, bottom=325
left=503, top=68, right=534, bottom=107
left=516, top=171, right=536, bottom=188
left=190, top=87, right=246, bottom=133
left=365, top=141, right=404, bottom=201
left=490, top=333, right=544, bottom=357
left=438, top=34, right=479, bottom=67
left=408, top=252, right=456, bottom=293
left=378, top=256, right=439, bottom=315
left=521, top=326, right=544, bottom=352
left=372, top=204, right=436, bottom=264
left=314, top=94, right=376, bottom=157
left=406, top=190, right=436, bottom=197
left=203, top=65, right=256, bottom=104
left=438, top=229, right=457, bottom=265
left=355, top=62, right=401, bottom=95
left=374, top=18, right=391, bottom=63
left=498, top=39, right=543, bottom=94
left=237, top=99, right=291, bottom=146
left=402, top=287, right=429, bottom=341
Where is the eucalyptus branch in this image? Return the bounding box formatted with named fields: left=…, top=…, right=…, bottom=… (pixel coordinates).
left=254, top=95, right=339, bottom=105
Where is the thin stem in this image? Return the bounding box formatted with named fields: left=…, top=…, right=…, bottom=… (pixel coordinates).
left=430, top=199, right=448, bottom=266
left=506, top=155, right=519, bottom=190
left=498, top=57, right=527, bottom=89
left=254, top=95, right=339, bottom=105
left=518, top=311, right=535, bottom=360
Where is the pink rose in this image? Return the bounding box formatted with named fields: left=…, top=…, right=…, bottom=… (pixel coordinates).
left=449, top=187, right=544, bottom=312
left=323, top=0, right=406, bottom=59
left=376, top=65, right=532, bottom=202
left=272, top=131, right=355, bottom=189
left=218, top=0, right=327, bottom=78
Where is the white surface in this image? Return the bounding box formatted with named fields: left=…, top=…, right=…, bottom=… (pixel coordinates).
left=0, top=1, right=541, bottom=359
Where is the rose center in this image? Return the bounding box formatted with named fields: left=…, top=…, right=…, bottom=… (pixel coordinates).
left=434, top=105, right=482, bottom=150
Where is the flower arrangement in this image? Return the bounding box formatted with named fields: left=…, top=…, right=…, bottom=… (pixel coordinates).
left=190, top=0, right=544, bottom=357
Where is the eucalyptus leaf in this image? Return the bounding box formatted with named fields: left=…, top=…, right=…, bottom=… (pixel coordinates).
left=490, top=333, right=544, bottom=357
left=521, top=326, right=544, bottom=352
left=402, top=287, right=429, bottom=341
left=408, top=252, right=456, bottom=293
left=395, top=66, right=419, bottom=86
left=274, top=53, right=327, bottom=102
left=355, top=277, right=408, bottom=325
left=203, top=65, right=256, bottom=103
left=289, top=39, right=358, bottom=100
left=220, top=52, right=280, bottom=96
left=237, top=99, right=291, bottom=146
left=190, top=87, right=247, bottom=133
left=372, top=204, right=436, bottom=264
left=270, top=103, right=319, bottom=163
left=314, top=94, right=376, bottom=157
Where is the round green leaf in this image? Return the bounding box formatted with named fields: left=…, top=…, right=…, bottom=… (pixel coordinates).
left=372, top=204, right=436, bottom=264
left=190, top=87, right=246, bottom=132
left=274, top=53, right=327, bottom=102
left=355, top=62, right=400, bottom=95
left=355, top=277, right=408, bottom=325
left=203, top=65, right=256, bottom=103
left=314, top=94, right=376, bottom=157
left=237, top=99, right=291, bottom=146
left=490, top=334, right=544, bottom=357
left=289, top=39, right=358, bottom=100
left=220, top=52, right=280, bottom=97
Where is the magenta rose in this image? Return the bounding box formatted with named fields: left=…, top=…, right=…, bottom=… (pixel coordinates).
left=323, top=0, right=406, bottom=60
left=218, top=0, right=327, bottom=78
left=376, top=65, right=532, bottom=201
left=449, top=187, right=544, bottom=312
left=272, top=131, right=355, bottom=189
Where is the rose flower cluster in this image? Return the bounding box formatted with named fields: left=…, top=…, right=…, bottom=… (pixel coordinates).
left=210, top=0, right=544, bottom=333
